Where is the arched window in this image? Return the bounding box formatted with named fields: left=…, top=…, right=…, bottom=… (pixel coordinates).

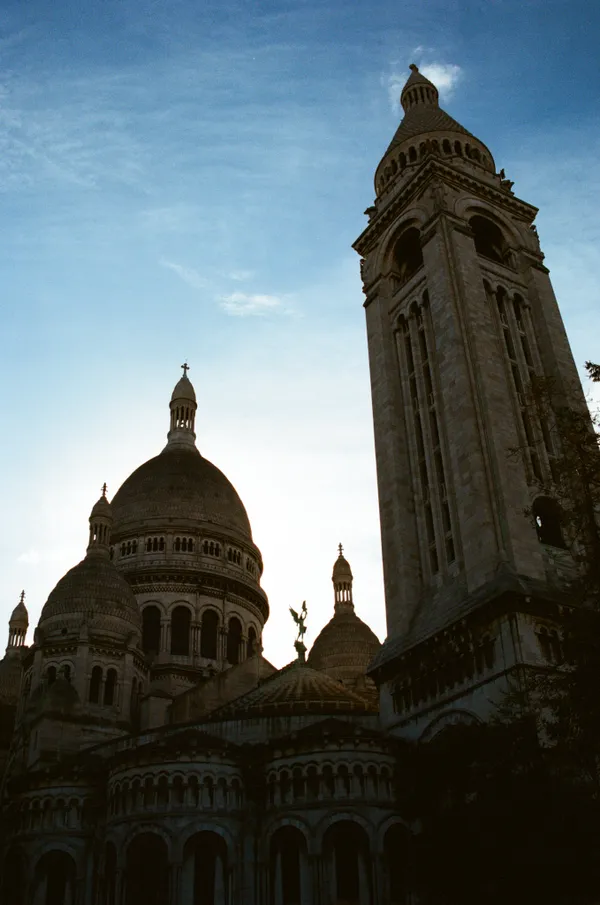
left=182, top=832, right=228, bottom=905
left=470, top=215, right=510, bottom=265
left=33, top=851, right=76, bottom=905
left=323, top=821, right=371, bottom=905
left=201, top=610, right=219, bottom=660
left=247, top=626, right=257, bottom=658
left=532, top=497, right=566, bottom=548
left=270, top=826, right=307, bottom=905
left=442, top=138, right=451, bottom=154
left=171, top=606, right=191, bottom=656
left=393, top=227, right=424, bottom=286
left=104, top=669, right=117, bottom=706
left=227, top=617, right=242, bottom=665
left=89, top=666, right=102, bottom=704
left=125, top=834, right=169, bottom=905
left=46, top=666, right=57, bottom=686
left=142, top=606, right=161, bottom=656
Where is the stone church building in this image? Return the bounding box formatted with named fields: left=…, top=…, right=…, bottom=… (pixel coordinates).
left=0, top=64, right=586, bottom=904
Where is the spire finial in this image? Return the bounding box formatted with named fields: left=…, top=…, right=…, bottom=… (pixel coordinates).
left=101, top=482, right=107, bottom=498
left=19, top=590, right=25, bottom=605
left=338, top=542, right=343, bottom=556
left=181, top=361, right=190, bottom=376
left=409, top=63, right=419, bottom=72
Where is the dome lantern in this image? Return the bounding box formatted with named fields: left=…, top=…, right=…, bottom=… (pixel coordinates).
left=400, top=63, right=439, bottom=112
left=87, top=483, right=112, bottom=558
left=166, top=363, right=198, bottom=451
left=7, top=590, right=28, bottom=651
left=332, top=543, right=354, bottom=614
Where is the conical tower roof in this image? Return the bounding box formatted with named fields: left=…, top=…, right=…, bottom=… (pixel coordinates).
left=375, top=64, right=495, bottom=194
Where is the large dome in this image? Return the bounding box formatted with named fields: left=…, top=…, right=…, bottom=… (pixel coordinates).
left=111, top=446, right=252, bottom=540
left=38, top=555, right=141, bottom=640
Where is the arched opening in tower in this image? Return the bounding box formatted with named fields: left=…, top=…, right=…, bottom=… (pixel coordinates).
left=393, top=227, right=424, bottom=286
left=171, top=605, right=191, bottom=656
left=470, top=215, right=509, bottom=265
left=532, top=497, right=566, bottom=548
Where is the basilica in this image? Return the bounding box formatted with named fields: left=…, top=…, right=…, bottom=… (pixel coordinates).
left=0, top=64, right=587, bottom=905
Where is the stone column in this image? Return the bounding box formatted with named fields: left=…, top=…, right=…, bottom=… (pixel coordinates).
left=300, top=850, right=312, bottom=905
left=214, top=856, right=226, bottom=905
left=273, top=850, right=283, bottom=905
left=171, top=862, right=181, bottom=905
left=358, top=854, right=369, bottom=904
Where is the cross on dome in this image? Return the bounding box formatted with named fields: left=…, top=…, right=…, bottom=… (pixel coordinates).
left=101, top=482, right=107, bottom=498
left=338, top=542, right=343, bottom=556
left=181, top=362, right=190, bottom=376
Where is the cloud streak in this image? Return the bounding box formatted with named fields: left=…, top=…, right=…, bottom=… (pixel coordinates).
left=219, top=291, right=287, bottom=317
left=160, top=259, right=208, bottom=290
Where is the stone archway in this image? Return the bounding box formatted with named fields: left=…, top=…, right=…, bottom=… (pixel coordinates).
left=125, top=833, right=169, bottom=905
left=269, top=825, right=309, bottom=905
left=322, top=821, right=372, bottom=905
left=32, top=850, right=77, bottom=905
left=181, top=831, right=228, bottom=905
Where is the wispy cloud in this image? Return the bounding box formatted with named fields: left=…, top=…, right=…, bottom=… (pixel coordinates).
left=219, top=291, right=286, bottom=317
left=160, top=259, right=208, bottom=290
left=228, top=269, right=255, bottom=282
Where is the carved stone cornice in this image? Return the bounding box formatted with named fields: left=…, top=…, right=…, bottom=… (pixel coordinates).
left=353, top=159, right=538, bottom=256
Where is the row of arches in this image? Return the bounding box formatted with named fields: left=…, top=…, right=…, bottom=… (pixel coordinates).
left=393, top=634, right=496, bottom=714
left=142, top=606, right=258, bottom=664
left=171, top=403, right=195, bottom=431
left=89, top=666, right=118, bottom=705
left=2, top=820, right=412, bottom=905
left=113, top=536, right=259, bottom=573
left=267, top=762, right=393, bottom=806
left=108, top=773, right=243, bottom=816
left=378, top=137, right=490, bottom=194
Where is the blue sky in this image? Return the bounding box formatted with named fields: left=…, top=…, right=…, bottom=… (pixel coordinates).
left=1, top=0, right=599, bottom=666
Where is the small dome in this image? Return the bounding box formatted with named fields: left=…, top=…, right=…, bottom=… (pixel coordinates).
left=111, top=447, right=252, bottom=540
left=209, top=661, right=377, bottom=719
left=9, top=592, right=28, bottom=628
left=171, top=373, right=196, bottom=403
left=89, top=490, right=111, bottom=520
left=38, top=555, right=141, bottom=641
left=332, top=550, right=353, bottom=581
left=308, top=611, right=381, bottom=701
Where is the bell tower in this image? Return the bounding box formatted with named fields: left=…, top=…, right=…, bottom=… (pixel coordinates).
left=354, top=65, right=588, bottom=736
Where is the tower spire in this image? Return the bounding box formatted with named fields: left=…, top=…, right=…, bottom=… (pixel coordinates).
left=87, top=487, right=113, bottom=558
left=7, top=590, right=28, bottom=651
left=332, top=545, right=354, bottom=613
left=165, top=365, right=198, bottom=451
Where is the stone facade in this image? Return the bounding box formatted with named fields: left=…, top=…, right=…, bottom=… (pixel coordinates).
left=0, top=64, right=587, bottom=904
left=354, top=65, right=586, bottom=739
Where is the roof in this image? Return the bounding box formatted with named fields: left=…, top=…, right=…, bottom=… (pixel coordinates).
left=39, top=554, right=141, bottom=632
left=111, top=446, right=252, bottom=539
left=308, top=610, right=381, bottom=682
left=207, top=659, right=378, bottom=720
left=383, top=104, right=476, bottom=157
left=171, top=373, right=196, bottom=404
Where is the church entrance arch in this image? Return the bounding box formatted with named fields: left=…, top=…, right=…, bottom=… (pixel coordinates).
left=125, top=833, right=169, bottom=905
left=269, top=825, right=308, bottom=905
left=322, top=821, right=372, bottom=905
left=181, top=831, right=228, bottom=905
left=32, top=850, right=77, bottom=905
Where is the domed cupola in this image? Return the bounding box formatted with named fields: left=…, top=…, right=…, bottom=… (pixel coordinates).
left=7, top=590, right=28, bottom=650
left=308, top=546, right=381, bottom=703
left=166, top=362, right=197, bottom=451
left=375, top=63, right=495, bottom=198
left=37, top=488, right=141, bottom=644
